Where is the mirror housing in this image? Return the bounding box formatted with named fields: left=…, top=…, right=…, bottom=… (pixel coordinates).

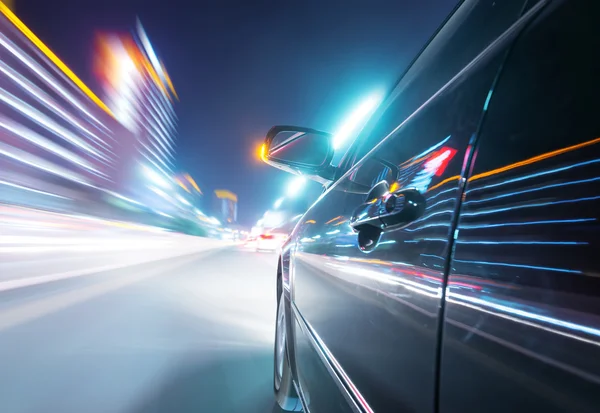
left=262, top=125, right=337, bottom=184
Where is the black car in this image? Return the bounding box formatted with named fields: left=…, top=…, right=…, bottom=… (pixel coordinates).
left=262, top=1, right=600, bottom=412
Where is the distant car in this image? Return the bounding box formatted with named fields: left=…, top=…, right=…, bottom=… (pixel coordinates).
left=261, top=1, right=600, bottom=412
left=256, top=233, right=287, bottom=252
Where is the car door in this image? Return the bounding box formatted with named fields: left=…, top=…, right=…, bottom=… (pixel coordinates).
left=439, top=1, right=600, bottom=412
left=288, top=1, right=531, bottom=412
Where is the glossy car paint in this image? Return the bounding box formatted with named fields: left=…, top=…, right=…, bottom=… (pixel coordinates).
left=291, top=50, right=511, bottom=413
left=275, top=1, right=600, bottom=413
left=440, top=1, right=600, bottom=412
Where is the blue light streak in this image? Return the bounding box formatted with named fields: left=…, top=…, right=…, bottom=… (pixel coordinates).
left=461, top=195, right=600, bottom=216
left=459, top=218, right=595, bottom=230
left=468, top=158, right=600, bottom=194
left=466, top=175, right=600, bottom=205
left=452, top=259, right=581, bottom=274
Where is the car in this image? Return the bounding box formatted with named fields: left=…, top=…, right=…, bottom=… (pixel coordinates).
left=261, top=1, right=600, bottom=412
left=256, top=232, right=287, bottom=252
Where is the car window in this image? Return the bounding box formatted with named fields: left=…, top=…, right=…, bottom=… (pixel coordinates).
left=341, top=0, right=527, bottom=169
left=441, top=1, right=600, bottom=412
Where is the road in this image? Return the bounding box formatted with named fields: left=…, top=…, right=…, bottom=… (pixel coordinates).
left=0, top=246, right=284, bottom=413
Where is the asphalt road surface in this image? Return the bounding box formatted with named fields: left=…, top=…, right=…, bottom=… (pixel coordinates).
left=0, top=246, right=285, bottom=413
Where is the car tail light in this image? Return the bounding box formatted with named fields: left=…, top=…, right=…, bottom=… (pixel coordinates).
left=260, top=234, right=274, bottom=240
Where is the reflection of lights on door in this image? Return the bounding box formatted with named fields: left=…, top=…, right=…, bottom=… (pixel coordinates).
left=410, top=146, right=457, bottom=191
left=425, top=147, right=458, bottom=177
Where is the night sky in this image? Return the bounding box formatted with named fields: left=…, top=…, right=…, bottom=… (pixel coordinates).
left=17, top=0, right=456, bottom=225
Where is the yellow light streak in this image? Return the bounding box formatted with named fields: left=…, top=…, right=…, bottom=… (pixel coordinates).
left=469, top=136, right=600, bottom=182
left=325, top=215, right=343, bottom=225
left=0, top=2, right=114, bottom=117
left=175, top=178, right=190, bottom=193
left=184, top=173, right=201, bottom=194
left=161, top=60, right=178, bottom=100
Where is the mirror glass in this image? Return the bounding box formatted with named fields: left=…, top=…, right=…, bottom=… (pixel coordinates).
left=268, top=130, right=330, bottom=167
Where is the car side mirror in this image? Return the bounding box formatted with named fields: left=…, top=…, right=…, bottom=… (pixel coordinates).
left=262, top=125, right=337, bottom=184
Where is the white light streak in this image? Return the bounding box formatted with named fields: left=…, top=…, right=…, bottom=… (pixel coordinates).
left=0, top=60, right=108, bottom=146
left=0, top=32, right=107, bottom=130
left=0, top=115, right=104, bottom=176
left=0, top=87, right=109, bottom=160
left=0, top=141, right=90, bottom=186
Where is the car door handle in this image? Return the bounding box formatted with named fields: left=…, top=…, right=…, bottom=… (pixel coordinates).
left=350, top=182, right=426, bottom=233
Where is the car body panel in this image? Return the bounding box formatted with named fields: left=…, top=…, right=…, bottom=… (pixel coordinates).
left=274, top=1, right=600, bottom=412
left=291, top=54, right=505, bottom=413
left=286, top=0, right=534, bottom=411
left=439, top=1, right=600, bottom=412
left=292, top=303, right=360, bottom=413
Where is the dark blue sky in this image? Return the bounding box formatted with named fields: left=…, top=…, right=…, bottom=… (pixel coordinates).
left=18, top=0, right=456, bottom=225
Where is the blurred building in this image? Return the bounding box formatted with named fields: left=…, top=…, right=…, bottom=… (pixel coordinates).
left=0, top=3, right=121, bottom=213
left=94, top=20, right=183, bottom=214
left=0, top=5, right=215, bottom=233
left=214, top=190, right=238, bottom=224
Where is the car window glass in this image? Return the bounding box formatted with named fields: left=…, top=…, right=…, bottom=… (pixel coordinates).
left=344, top=0, right=527, bottom=167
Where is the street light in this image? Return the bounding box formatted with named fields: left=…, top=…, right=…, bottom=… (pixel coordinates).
left=333, top=93, right=382, bottom=150
left=263, top=210, right=285, bottom=228
left=286, top=176, right=306, bottom=197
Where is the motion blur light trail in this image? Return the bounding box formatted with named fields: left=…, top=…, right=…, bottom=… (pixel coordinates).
left=0, top=205, right=231, bottom=288
left=286, top=176, right=306, bottom=197
left=333, top=93, right=382, bottom=151
left=0, top=2, right=113, bottom=116
left=0, top=2, right=214, bottom=238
